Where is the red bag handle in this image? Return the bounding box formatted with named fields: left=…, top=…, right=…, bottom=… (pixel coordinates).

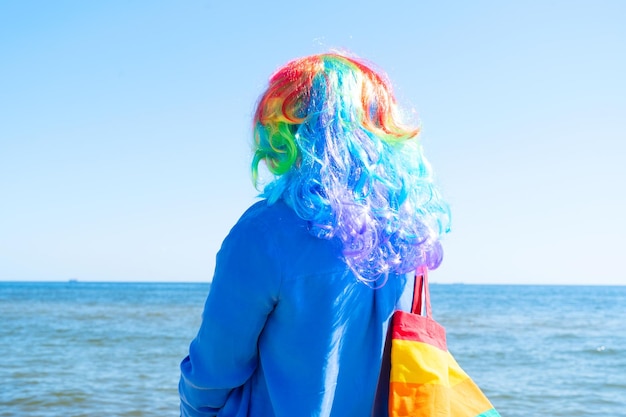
left=411, top=267, right=431, bottom=317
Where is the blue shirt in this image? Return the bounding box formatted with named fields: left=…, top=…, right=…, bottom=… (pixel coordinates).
left=179, top=200, right=412, bottom=417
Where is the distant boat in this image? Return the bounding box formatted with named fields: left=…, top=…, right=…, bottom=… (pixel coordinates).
left=68, top=278, right=78, bottom=283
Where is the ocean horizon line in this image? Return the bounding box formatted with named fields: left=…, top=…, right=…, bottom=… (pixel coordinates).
left=0, top=279, right=624, bottom=287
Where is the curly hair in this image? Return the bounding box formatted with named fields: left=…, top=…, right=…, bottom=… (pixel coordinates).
left=252, top=53, right=450, bottom=283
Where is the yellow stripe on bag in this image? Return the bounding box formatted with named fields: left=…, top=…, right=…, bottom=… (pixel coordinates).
left=390, top=339, right=470, bottom=386
left=449, top=378, right=497, bottom=417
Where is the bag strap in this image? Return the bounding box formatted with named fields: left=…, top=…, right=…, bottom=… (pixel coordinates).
left=411, top=267, right=431, bottom=317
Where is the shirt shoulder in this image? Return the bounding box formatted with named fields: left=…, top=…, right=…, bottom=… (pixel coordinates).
left=233, top=199, right=347, bottom=280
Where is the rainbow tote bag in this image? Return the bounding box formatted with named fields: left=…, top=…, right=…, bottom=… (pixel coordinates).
left=388, top=269, right=501, bottom=417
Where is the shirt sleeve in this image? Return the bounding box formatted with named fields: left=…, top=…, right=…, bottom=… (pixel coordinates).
left=179, top=214, right=282, bottom=417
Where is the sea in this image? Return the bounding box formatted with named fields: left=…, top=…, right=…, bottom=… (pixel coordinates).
left=1, top=282, right=624, bottom=417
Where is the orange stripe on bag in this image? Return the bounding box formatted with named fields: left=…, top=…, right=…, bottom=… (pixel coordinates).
left=389, top=380, right=496, bottom=417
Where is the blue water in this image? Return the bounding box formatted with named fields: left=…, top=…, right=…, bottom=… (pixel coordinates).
left=1, top=282, right=624, bottom=416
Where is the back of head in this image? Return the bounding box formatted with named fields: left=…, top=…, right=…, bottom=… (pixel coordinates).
left=252, top=53, right=450, bottom=283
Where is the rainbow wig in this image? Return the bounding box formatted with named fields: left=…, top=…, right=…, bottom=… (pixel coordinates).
left=252, top=53, right=451, bottom=283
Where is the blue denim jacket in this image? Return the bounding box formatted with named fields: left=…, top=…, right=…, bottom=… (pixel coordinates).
left=179, top=199, right=411, bottom=417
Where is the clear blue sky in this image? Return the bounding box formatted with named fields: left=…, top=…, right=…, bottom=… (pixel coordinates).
left=1, top=0, right=624, bottom=284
